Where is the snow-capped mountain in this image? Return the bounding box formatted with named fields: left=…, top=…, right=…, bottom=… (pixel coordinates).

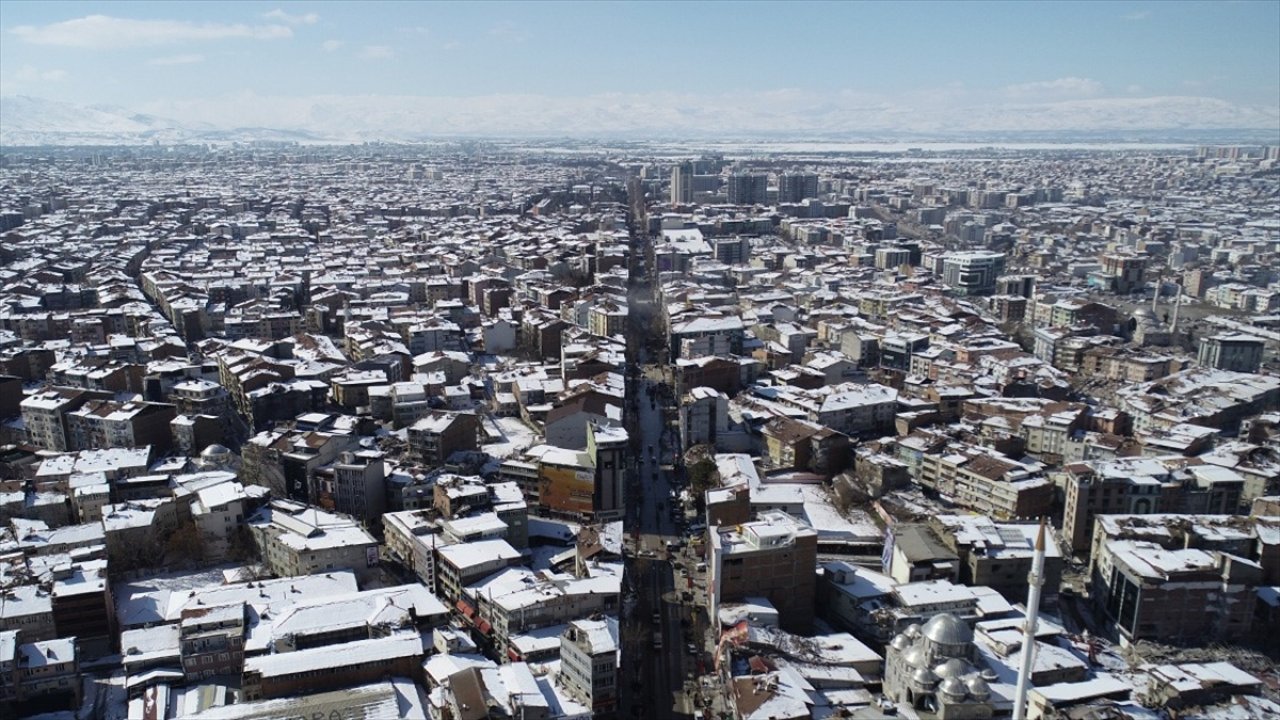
left=0, top=96, right=324, bottom=146
left=1, top=95, right=169, bottom=145
left=2, top=93, right=1276, bottom=146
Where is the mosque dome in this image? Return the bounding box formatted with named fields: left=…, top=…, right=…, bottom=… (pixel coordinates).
left=939, top=677, right=968, bottom=699
left=201, top=444, right=232, bottom=459
left=911, top=667, right=940, bottom=689
left=922, top=614, right=973, bottom=646
left=934, top=658, right=969, bottom=679
left=891, top=634, right=909, bottom=651
left=966, top=676, right=991, bottom=700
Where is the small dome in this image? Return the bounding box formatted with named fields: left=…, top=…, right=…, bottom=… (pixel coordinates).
left=905, top=623, right=923, bottom=638
left=934, top=658, right=969, bottom=679
left=891, top=634, right=909, bottom=651
left=939, top=677, right=967, bottom=699
left=922, top=614, right=973, bottom=646
left=911, top=667, right=939, bottom=688
left=902, top=647, right=928, bottom=668
left=966, top=676, right=991, bottom=699
left=201, top=443, right=231, bottom=458
left=981, top=669, right=999, bottom=682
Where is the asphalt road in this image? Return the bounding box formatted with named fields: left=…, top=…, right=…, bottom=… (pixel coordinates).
left=620, top=225, right=698, bottom=720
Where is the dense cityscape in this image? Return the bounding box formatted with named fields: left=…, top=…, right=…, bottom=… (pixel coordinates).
left=0, top=138, right=1275, bottom=720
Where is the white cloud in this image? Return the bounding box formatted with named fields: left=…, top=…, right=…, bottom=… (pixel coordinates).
left=264, top=9, right=319, bottom=25
left=10, top=15, right=293, bottom=49
left=7, top=65, right=70, bottom=83
left=359, top=45, right=393, bottom=60
left=1004, top=77, right=1103, bottom=98
left=149, top=54, right=206, bottom=66
left=322, top=39, right=345, bottom=52
left=0, top=65, right=69, bottom=95
left=1124, top=11, right=1151, bottom=21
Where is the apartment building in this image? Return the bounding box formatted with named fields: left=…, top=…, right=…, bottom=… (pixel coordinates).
left=465, top=566, right=621, bottom=653
left=709, top=510, right=818, bottom=633
left=19, top=387, right=112, bottom=452
left=241, top=632, right=423, bottom=701
left=66, top=400, right=176, bottom=453
left=313, top=450, right=386, bottom=527
left=558, top=618, right=619, bottom=716
left=1197, top=333, right=1265, bottom=374
left=15, top=637, right=80, bottom=708
left=929, top=515, right=1065, bottom=604
left=179, top=603, right=245, bottom=681
left=435, top=539, right=522, bottom=602
left=246, top=500, right=379, bottom=581
left=1092, top=538, right=1257, bottom=644
left=1116, top=367, right=1280, bottom=434
left=383, top=510, right=443, bottom=589
left=940, top=250, right=1006, bottom=296
left=407, top=411, right=480, bottom=466
left=1060, top=457, right=1247, bottom=555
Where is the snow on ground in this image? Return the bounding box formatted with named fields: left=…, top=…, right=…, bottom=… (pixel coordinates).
left=481, top=415, right=542, bottom=470
left=115, top=563, right=250, bottom=598
left=81, top=672, right=127, bottom=720
left=528, top=545, right=570, bottom=572
left=113, top=564, right=254, bottom=626
left=882, top=487, right=955, bottom=519
left=601, top=521, right=623, bottom=554
left=536, top=663, right=592, bottom=718
left=528, top=516, right=581, bottom=543
left=797, top=485, right=882, bottom=543
left=76, top=675, right=98, bottom=720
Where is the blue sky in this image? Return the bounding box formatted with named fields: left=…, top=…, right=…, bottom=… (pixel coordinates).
left=2, top=1, right=1278, bottom=135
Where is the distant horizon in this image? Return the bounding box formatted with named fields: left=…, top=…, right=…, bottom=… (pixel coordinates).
left=3, top=92, right=1278, bottom=147
left=1, top=1, right=1278, bottom=142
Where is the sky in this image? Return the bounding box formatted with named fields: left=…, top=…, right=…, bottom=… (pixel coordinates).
left=2, top=1, right=1278, bottom=138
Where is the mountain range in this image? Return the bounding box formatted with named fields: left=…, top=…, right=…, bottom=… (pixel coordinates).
left=2, top=93, right=1277, bottom=146
left=0, top=96, right=324, bottom=146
